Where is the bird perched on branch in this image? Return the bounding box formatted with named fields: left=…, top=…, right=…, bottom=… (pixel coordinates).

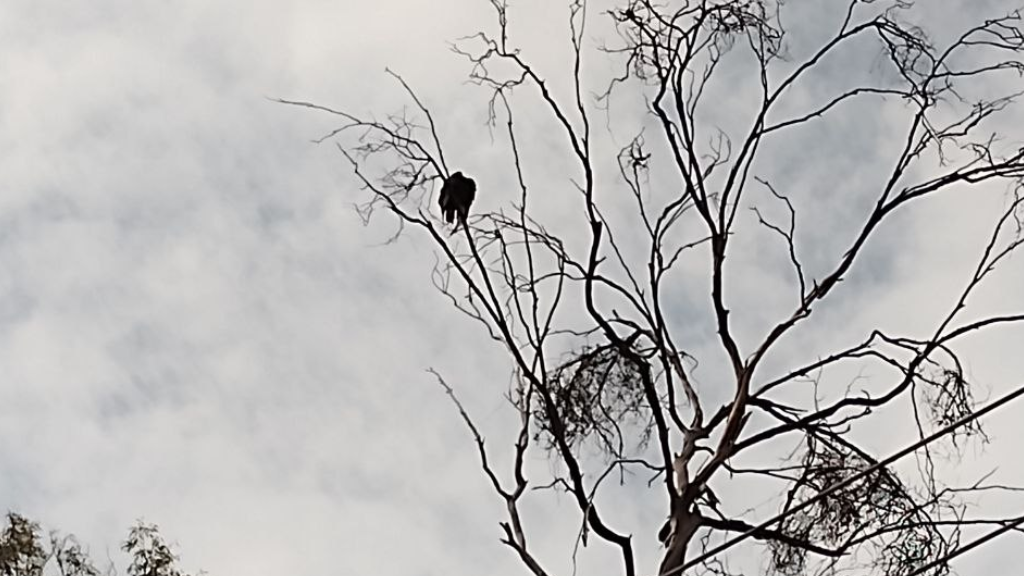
left=439, top=171, right=476, bottom=225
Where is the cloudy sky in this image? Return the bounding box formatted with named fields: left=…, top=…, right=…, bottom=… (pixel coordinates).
left=1, top=1, right=1023, bottom=575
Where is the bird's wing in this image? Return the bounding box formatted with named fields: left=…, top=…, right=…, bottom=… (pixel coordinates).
left=439, top=178, right=452, bottom=210
left=462, top=177, right=476, bottom=205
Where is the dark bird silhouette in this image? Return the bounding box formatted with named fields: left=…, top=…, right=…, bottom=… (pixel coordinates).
left=439, top=171, right=476, bottom=225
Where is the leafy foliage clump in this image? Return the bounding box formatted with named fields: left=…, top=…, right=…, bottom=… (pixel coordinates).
left=771, top=440, right=953, bottom=576
left=0, top=512, right=193, bottom=576
left=534, top=343, right=654, bottom=458
left=123, top=522, right=193, bottom=576
left=0, top=513, right=47, bottom=576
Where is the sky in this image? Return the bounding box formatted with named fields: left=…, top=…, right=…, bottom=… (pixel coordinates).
left=1, top=1, right=1023, bottom=575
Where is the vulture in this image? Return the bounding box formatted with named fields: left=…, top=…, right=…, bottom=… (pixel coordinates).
left=439, top=171, right=476, bottom=225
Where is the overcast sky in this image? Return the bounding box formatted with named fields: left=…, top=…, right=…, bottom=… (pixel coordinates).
left=1, top=1, right=1023, bottom=575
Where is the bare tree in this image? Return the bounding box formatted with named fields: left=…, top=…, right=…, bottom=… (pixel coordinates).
left=283, top=1, right=1024, bottom=575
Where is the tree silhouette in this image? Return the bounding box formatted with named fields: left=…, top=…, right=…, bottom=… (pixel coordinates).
left=284, top=1, right=1024, bottom=575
